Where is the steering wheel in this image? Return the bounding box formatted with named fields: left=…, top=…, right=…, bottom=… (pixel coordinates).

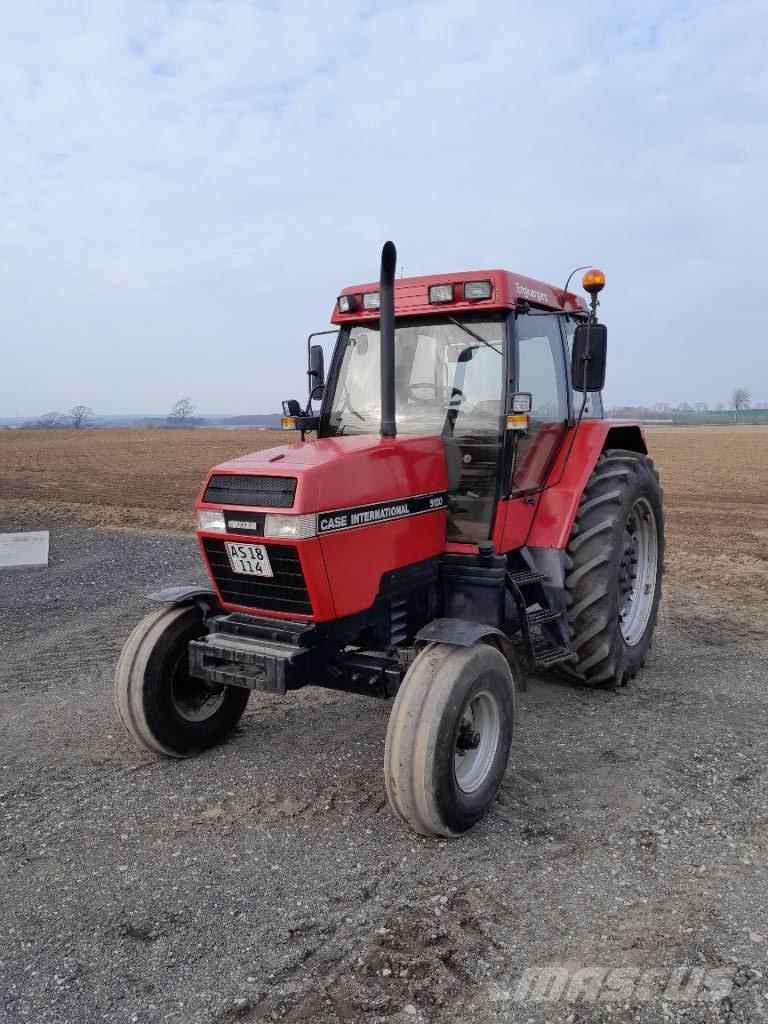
left=405, top=382, right=465, bottom=405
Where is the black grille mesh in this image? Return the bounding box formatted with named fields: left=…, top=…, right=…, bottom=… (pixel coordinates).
left=203, top=474, right=297, bottom=508
left=202, top=538, right=312, bottom=615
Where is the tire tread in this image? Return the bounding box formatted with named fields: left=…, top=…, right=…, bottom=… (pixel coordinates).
left=560, top=449, right=665, bottom=688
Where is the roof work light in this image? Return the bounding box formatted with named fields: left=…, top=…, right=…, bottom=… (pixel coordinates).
left=464, top=280, right=492, bottom=301
left=429, top=283, right=454, bottom=304
left=337, top=294, right=357, bottom=313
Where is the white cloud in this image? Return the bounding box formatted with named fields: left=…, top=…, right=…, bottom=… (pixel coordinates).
left=1, top=0, right=767, bottom=415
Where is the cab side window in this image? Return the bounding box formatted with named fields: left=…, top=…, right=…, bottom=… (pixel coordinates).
left=511, top=312, right=568, bottom=493
left=516, top=313, right=567, bottom=420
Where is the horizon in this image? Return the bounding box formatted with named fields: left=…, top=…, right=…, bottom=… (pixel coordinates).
left=4, top=398, right=768, bottom=428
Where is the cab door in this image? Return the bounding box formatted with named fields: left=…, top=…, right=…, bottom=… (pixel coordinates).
left=493, top=310, right=569, bottom=552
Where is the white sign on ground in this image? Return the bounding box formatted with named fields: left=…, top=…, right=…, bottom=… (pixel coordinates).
left=0, top=531, right=50, bottom=569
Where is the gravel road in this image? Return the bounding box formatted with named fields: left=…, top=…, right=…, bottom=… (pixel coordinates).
left=1, top=528, right=766, bottom=1024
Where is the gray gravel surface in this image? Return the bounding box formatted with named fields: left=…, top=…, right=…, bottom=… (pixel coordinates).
left=0, top=528, right=766, bottom=1024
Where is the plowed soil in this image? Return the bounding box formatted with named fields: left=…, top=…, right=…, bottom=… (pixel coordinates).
left=0, top=428, right=285, bottom=533
left=1, top=425, right=767, bottom=630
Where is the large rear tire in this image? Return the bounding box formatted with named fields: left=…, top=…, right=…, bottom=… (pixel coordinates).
left=384, top=642, right=515, bottom=837
left=561, top=449, right=664, bottom=688
left=115, top=604, right=250, bottom=757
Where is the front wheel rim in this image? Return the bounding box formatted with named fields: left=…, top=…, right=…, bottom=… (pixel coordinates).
left=454, top=690, right=501, bottom=794
left=169, top=649, right=226, bottom=723
left=618, top=496, right=659, bottom=646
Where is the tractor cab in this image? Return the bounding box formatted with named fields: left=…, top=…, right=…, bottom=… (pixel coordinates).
left=297, top=269, right=598, bottom=544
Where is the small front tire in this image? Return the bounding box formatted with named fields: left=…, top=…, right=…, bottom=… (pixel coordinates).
left=115, top=604, right=250, bottom=757
left=384, top=642, right=515, bottom=837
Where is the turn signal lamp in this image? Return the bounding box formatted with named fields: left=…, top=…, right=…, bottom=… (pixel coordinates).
left=505, top=413, right=529, bottom=431
left=582, top=269, right=606, bottom=295
left=281, top=416, right=297, bottom=430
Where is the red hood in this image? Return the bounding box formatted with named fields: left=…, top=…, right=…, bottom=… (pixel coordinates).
left=213, top=434, right=389, bottom=470
left=198, top=434, right=449, bottom=514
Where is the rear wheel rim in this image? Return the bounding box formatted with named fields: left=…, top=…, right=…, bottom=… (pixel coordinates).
left=169, top=648, right=227, bottom=723
left=454, top=690, right=501, bottom=794
left=618, top=496, right=659, bottom=646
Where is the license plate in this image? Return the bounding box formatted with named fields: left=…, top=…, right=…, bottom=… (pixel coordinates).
left=224, top=541, right=273, bottom=578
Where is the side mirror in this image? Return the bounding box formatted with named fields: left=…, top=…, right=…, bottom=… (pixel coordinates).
left=309, top=344, right=325, bottom=389
left=571, top=323, right=607, bottom=392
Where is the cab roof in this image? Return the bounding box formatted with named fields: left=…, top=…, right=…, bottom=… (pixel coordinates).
left=331, top=268, right=589, bottom=324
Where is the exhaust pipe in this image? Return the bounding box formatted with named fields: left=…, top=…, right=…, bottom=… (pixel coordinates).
left=379, top=240, right=397, bottom=439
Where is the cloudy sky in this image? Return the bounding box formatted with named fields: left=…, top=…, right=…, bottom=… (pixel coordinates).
left=2, top=0, right=767, bottom=418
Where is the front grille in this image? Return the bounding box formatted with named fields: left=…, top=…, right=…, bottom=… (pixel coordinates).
left=203, top=474, right=297, bottom=508
left=202, top=538, right=312, bottom=615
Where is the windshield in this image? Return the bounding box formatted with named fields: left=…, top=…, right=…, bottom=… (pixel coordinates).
left=323, top=315, right=504, bottom=438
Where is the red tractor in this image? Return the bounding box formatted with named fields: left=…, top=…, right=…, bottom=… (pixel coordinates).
left=116, top=242, right=664, bottom=837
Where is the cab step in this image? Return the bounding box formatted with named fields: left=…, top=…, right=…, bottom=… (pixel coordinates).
left=526, top=607, right=561, bottom=628
left=505, top=568, right=573, bottom=669
left=507, top=569, right=548, bottom=587
left=529, top=637, right=575, bottom=668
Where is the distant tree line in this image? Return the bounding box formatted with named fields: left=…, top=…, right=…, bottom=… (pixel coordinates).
left=609, top=388, right=767, bottom=419
left=35, top=405, right=95, bottom=429
left=29, top=398, right=209, bottom=429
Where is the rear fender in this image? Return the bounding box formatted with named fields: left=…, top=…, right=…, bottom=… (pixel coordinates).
left=526, top=420, right=647, bottom=550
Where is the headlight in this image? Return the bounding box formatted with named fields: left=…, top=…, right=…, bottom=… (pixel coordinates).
left=263, top=513, right=317, bottom=539
left=197, top=509, right=226, bottom=532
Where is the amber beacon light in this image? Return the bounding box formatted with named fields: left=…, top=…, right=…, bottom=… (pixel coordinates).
left=581, top=268, right=606, bottom=295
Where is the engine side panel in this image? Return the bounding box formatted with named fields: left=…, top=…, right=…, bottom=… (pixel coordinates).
left=319, top=512, right=446, bottom=618
left=315, top=435, right=448, bottom=618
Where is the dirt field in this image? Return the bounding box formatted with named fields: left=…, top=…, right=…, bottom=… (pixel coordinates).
left=0, top=428, right=284, bottom=534
left=1, top=425, right=767, bottom=633
left=1, top=426, right=767, bottom=1023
